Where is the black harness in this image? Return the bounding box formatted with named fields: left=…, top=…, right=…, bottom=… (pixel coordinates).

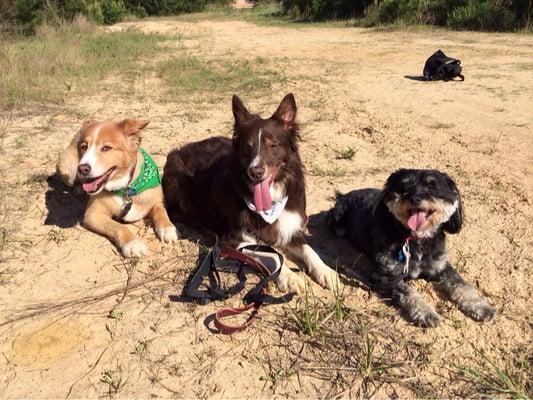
left=184, top=237, right=285, bottom=334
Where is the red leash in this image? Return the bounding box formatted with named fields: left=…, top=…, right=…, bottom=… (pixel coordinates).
left=184, top=240, right=283, bottom=335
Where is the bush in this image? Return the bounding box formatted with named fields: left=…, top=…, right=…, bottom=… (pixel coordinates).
left=282, top=0, right=529, bottom=30
left=1, top=0, right=229, bottom=33
left=364, top=0, right=526, bottom=31
left=101, top=0, right=128, bottom=24
left=448, top=0, right=518, bottom=31
left=282, top=0, right=373, bottom=20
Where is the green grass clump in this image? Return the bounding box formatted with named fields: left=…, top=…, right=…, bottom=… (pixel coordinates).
left=159, top=54, right=286, bottom=101
left=457, top=347, right=531, bottom=399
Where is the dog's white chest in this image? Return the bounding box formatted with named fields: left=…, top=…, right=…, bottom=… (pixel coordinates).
left=113, top=196, right=147, bottom=222
left=274, top=209, right=304, bottom=246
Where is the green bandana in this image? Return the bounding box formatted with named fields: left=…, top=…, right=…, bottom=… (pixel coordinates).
left=113, top=148, right=161, bottom=197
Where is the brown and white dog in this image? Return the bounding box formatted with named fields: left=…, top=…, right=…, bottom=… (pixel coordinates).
left=56, top=118, right=178, bottom=257
left=162, top=94, right=341, bottom=294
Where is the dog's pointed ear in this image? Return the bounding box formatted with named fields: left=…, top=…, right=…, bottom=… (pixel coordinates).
left=232, top=95, right=251, bottom=125
left=442, top=174, right=463, bottom=234
left=120, top=118, right=149, bottom=147
left=272, top=93, right=297, bottom=130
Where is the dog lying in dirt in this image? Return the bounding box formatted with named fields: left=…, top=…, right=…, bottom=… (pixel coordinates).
left=328, top=169, right=495, bottom=327
left=162, top=94, right=341, bottom=294
left=56, top=118, right=177, bottom=257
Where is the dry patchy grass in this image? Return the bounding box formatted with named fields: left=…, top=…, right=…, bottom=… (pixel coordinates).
left=0, top=17, right=175, bottom=111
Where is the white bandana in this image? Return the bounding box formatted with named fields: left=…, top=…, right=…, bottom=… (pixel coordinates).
left=244, top=196, right=288, bottom=224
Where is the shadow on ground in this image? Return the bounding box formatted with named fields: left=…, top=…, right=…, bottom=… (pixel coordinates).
left=404, top=75, right=428, bottom=81
left=44, top=175, right=88, bottom=228
left=306, top=210, right=373, bottom=288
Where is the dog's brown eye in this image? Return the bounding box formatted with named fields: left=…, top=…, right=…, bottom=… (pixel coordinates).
left=79, top=143, right=88, bottom=152
left=101, top=145, right=112, bottom=152
left=268, top=142, right=278, bottom=148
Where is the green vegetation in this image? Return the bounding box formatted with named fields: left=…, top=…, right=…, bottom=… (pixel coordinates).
left=0, top=17, right=173, bottom=110
left=282, top=0, right=532, bottom=31
left=336, top=147, right=357, bottom=160
left=1, top=0, right=230, bottom=34
left=457, top=347, right=531, bottom=399
left=158, top=55, right=286, bottom=101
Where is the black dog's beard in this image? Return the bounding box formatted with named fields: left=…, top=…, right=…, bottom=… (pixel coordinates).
left=386, top=197, right=459, bottom=238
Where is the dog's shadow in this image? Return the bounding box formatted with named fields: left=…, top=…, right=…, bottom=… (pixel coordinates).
left=44, top=175, right=88, bottom=228
left=306, top=211, right=373, bottom=288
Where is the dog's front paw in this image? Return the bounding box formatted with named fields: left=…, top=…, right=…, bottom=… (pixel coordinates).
left=275, top=267, right=305, bottom=295
left=459, top=299, right=495, bottom=322
left=121, top=239, right=149, bottom=257
left=312, top=266, right=343, bottom=292
left=411, top=304, right=441, bottom=328
left=156, top=225, right=178, bottom=243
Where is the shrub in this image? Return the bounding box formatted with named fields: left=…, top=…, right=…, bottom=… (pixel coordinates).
left=1, top=0, right=229, bottom=33
left=448, top=0, right=518, bottom=31
left=100, top=0, right=128, bottom=24
left=363, top=0, right=526, bottom=31
left=282, top=0, right=373, bottom=20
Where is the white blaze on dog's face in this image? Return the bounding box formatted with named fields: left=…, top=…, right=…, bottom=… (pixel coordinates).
left=232, top=94, right=297, bottom=184
left=76, top=119, right=149, bottom=195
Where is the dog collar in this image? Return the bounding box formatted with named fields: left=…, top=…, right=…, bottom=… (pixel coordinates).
left=113, top=148, right=161, bottom=198
left=244, top=195, right=288, bottom=224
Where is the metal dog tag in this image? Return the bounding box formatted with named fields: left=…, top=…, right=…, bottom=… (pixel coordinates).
left=401, top=240, right=411, bottom=274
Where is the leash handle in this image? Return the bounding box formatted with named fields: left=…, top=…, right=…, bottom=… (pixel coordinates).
left=214, top=302, right=261, bottom=334
left=183, top=239, right=283, bottom=334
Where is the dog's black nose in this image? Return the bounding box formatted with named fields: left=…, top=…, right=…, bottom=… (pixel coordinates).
left=410, top=194, right=422, bottom=205
left=249, top=166, right=265, bottom=180
left=78, top=163, right=91, bottom=176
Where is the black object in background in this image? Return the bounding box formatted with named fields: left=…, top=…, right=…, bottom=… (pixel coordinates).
left=423, top=50, right=465, bottom=81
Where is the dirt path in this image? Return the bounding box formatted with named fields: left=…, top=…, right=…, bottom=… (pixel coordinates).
left=0, top=15, right=532, bottom=398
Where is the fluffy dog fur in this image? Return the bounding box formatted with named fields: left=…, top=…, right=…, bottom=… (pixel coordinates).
left=56, top=118, right=177, bottom=257
left=163, top=94, right=340, bottom=294
left=328, top=169, right=495, bottom=327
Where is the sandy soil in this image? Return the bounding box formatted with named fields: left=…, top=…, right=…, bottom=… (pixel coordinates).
left=0, top=14, right=532, bottom=399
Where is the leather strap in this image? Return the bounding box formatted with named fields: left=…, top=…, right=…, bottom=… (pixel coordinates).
left=184, top=238, right=283, bottom=334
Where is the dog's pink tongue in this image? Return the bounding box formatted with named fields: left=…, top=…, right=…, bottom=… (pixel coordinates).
left=253, top=179, right=272, bottom=211
left=407, top=211, right=427, bottom=231
left=82, top=175, right=106, bottom=193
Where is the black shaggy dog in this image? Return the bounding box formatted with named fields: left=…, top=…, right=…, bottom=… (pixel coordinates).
left=163, top=94, right=340, bottom=294
left=328, top=169, right=495, bottom=327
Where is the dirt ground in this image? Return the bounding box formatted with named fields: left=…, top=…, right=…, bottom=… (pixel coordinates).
left=0, top=13, right=532, bottom=399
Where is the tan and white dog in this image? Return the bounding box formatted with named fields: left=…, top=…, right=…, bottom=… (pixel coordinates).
left=57, top=118, right=178, bottom=257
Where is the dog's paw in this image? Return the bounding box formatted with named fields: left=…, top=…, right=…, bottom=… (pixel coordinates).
left=411, top=304, right=441, bottom=328
left=275, top=268, right=305, bottom=295
left=156, top=225, right=178, bottom=243
left=459, top=299, right=496, bottom=322
left=313, top=267, right=343, bottom=292
left=121, top=239, right=149, bottom=258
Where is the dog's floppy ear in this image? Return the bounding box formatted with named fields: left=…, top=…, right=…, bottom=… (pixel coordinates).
left=442, top=174, right=463, bottom=234
left=232, top=95, right=251, bottom=125
left=372, top=183, right=393, bottom=227
left=272, top=93, right=297, bottom=130
left=120, top=118, right=149, bottom=148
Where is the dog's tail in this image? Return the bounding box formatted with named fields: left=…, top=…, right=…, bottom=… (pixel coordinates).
left=326, top=190, right=350, bottom=239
